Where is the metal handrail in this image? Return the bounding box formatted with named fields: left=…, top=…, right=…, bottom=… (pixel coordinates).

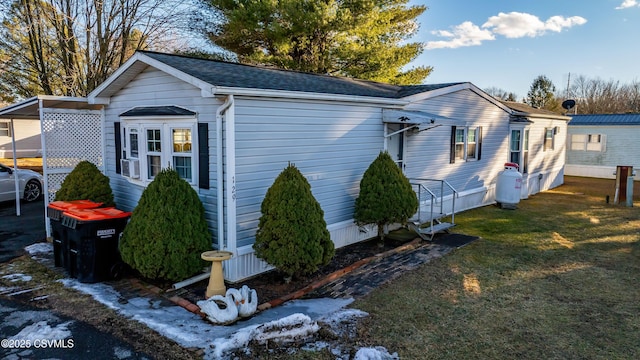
left=409, top=178, right=459, bottom=225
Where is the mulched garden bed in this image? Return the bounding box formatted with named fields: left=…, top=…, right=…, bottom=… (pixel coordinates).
left=172, top=235, right=418, bottom=306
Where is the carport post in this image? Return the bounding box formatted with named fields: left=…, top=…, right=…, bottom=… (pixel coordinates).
left=10, top=119, right=21, bottom=216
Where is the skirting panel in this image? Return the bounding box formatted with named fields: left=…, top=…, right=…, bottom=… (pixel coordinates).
left=565, top=164, right=616, bottom=179
left=223, top=220, right=381, bottom=283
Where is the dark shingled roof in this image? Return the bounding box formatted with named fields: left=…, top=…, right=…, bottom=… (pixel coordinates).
left=120, top=105, right=196, bottom=117
left=569, top=113, right=640, bottom=126
left=140, top=51, right=462, bottom=99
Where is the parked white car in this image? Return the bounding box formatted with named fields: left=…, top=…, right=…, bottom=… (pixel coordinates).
left=0, top=164, right=43, bottom=202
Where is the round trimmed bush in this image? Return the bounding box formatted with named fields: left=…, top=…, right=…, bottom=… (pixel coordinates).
left=354, top=151, right=418, bottom=243
left=54, top=160, right=115, bottom=207
left=253, top=163, right=334, bottom=279
left=119, top=168, right=211, bottom=282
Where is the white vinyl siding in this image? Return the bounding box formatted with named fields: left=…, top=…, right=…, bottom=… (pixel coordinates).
left=101, top=67, right=220, bottom=242
left=233, top=98, right=383, bottom=248
left=567, top=125, right=636, bottom=169
left=403, top=89, right=511, bottom=193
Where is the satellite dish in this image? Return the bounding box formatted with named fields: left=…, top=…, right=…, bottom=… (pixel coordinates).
left=562, top=99, right=576, bottom=110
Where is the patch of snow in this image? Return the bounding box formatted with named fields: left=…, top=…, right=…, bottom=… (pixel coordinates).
left=24, top=242, right=53, bottom=255
left=113, top=346, right=133, bottom=359
left=354, top=347, right=400, bottom=360
left=3, top=310, right=61, bottom=328
left=2, top=273, right=32, bottom=282
left=57, top=277, right=386, bottom=359
left=9, top=320, right=73, bottom=342
left=210, top=313, right=320, bottom=359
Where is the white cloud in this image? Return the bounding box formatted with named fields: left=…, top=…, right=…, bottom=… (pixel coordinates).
left=425, top=21, right=495, bottom=49
left=616, top=0, right=640, bottom=9
left=482, top=12, right=587, bottom=38
left=426, top=12, right=587, bottom=50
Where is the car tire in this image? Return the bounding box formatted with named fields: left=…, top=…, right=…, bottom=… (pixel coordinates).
left=23, top=179, right=42, bottom=202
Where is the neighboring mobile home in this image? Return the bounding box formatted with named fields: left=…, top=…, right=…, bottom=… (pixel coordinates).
left=0, top=119, right=41, bottom=158
left=0, top=51, right=570, bottom=282
left=566, top=113, right=640, bottom=179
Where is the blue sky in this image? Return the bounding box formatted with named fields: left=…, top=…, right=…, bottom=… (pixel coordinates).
left=410, top=0, right=640, bottom=100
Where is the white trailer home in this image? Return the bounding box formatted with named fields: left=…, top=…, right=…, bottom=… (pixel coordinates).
left=0, top=51, right=570, bottom=282
left=566, top=113, right=640, bottom=179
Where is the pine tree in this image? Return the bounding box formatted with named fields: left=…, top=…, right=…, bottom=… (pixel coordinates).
left=253, top=163, right=334, bottom=280
left=206, top=0, right=432, bottom=85
left=119, top=169, right=211, bottom=282
left=354, top=151, right=418, bottom=244
left=54, top=160, right=115, bottom=207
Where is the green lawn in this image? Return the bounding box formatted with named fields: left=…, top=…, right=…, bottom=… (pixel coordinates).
left=354, top=176, right=640, bottom=359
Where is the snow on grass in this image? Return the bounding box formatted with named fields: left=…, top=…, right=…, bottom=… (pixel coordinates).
left=24, top=242, right=54, bottom=259
left=354, top=347, right=400, bottom=359
left=2, top=273, right=32, bottom=282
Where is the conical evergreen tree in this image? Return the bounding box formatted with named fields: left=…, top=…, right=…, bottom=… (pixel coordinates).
left=119, top=169, right=211, bottom=282
left=354, top=151, right=418, bottom=244
left=54, top=160, right=115, bottom=207
left=253, top=163, right=334, bottom=280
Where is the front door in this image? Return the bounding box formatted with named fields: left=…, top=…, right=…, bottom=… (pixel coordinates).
left=387, top=124, right=406, bottom=172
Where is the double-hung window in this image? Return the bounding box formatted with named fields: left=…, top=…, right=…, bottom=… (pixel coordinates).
left=0, top=122, right=10, bottom=137
left=121, top=119, right=197, bottom=185
left=509, top=128, right=529, bottom=173
left=451, top=126, right=482, bottom=163
left=569, top=133, right=606, bottom=152
left=543, top=127, right=555, bottom=151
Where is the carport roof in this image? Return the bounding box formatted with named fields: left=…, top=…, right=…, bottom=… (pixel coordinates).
left=0, top=96, right=103, bottom=120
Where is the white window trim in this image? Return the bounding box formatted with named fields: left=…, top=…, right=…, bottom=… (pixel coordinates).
left=509, top=126, right=530, bottom=173
left=454, top=127, right=480, bottom=162
left=121, top=117, right=198, bottom=186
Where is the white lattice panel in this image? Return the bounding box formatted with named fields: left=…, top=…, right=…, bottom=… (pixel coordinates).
left=41, top=110, right=102, bottom=169
left=45, top=173, right=68, bottom=203
left=41, top=109, right=103, bottom=201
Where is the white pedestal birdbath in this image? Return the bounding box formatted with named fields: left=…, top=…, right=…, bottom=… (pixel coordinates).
left=201, top=250, right=233, bottom=299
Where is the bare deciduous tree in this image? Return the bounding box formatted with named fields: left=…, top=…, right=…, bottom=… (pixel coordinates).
left=562, top=75, right=640, bottom=114
left=0, top=0, right=201, bottom=101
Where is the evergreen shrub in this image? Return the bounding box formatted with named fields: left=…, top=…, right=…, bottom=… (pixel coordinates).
left=54, top=160, right=115, bottom=207
left=354, top=151, right=418, bottom=243
left=119, top=169, right=211, bottom=282
left=253, top=163, right=334, bottom=279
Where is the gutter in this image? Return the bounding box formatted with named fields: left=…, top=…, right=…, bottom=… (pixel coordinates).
left=216, top=95, right=234, bottom=250
left=209, top=86, right=408, bottom=106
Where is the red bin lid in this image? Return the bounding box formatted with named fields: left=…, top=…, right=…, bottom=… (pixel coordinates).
left=62, top=207, right=131, bottom=221
left=48, top=200, right=103, bottom=211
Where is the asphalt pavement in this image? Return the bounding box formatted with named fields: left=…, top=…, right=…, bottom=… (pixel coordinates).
left=0, top=199, right=47, bottom=263
left=0, top=199, right=154, bottom=360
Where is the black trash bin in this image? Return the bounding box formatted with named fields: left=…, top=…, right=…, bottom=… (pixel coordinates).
left=47, top=200, right=103, bottom=268
left=60, top=207, right=131, bottom=283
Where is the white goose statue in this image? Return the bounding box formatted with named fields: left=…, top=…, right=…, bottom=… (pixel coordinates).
left=197, top=293, right=239, bottom=325
left=232, top=285, right=258, bottom=318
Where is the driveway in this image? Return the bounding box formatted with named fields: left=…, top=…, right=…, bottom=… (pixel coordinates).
left=0, top=200, right=46, bottom=263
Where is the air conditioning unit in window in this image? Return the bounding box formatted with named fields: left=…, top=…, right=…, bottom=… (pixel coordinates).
left=121, top=159, right=140, bottom=179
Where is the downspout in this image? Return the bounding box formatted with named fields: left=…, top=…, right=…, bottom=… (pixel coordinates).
left=216, top=95, right=234, bottom=250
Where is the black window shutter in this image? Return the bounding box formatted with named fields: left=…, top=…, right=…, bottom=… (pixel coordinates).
left=114, top=122, right=121, bottom=174
left=450, top=126, right=456, bottom=164
left=477, top=126, right=483, bottom=160
left=198, top=123, right=210, bottom=189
